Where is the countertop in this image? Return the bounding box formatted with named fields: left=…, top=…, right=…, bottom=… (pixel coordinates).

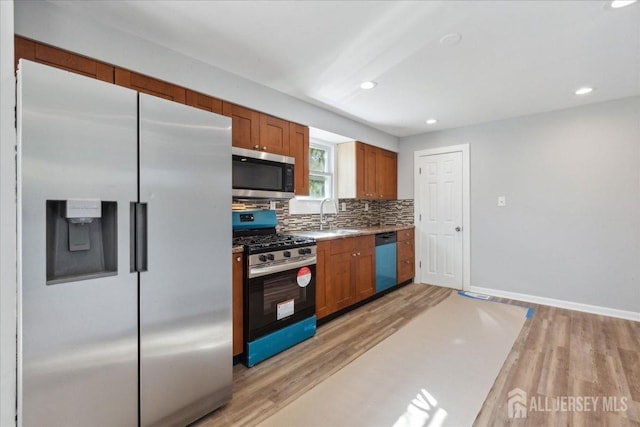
left=288, top=224, right=414, bottom=241
left=232, top=245, right=244, bottom=254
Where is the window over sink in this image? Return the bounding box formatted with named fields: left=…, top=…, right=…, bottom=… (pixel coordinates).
left=308, top=142, right=334, bottom=200
left=288, top=128, right=353, bottom=215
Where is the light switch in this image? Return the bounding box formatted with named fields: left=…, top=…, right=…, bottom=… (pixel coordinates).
left=497, top=196, right=506, bottom=207
left=341, top=202, right=346, bottom=212
left=365, top=202, right=369, bottom=212
left=269, top=201, right=277, bottom=210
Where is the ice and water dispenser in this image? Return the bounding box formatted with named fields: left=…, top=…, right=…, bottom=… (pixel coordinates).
left=46, top=199, right=117, bottom=284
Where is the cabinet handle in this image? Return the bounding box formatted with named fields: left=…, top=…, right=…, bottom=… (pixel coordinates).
left=405, top=241, right=411, bottom=245
left=254, top=144, right=259, bottom=149
left=357, top=252, right=361, bottom=256
left=406, top=260, right=411, bottom=264
left=236, top=256, right=241, bottom=262
left=352, top=253, right=357, bottom=257
left=262, top=146, right=267, bottom=150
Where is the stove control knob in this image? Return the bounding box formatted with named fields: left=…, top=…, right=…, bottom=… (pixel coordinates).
left=267, top=254, right=275, bottom=261
left=283, top=251, right=291, bottom=258
left=298, top=248, right=306, bottom=255
left=259, top=255, right=267, bottom=262
left=305, top=248, right=312, bottom=254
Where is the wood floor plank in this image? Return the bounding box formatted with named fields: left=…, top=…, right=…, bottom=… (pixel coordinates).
left=190, top=284, right=639, bottom=427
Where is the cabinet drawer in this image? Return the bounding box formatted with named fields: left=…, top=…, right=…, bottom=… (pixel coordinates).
left=398, top=239, right=414, bottom=259
left=397, top=228, right=414, bottom=242
left=397, top=257, right=415, bottom=283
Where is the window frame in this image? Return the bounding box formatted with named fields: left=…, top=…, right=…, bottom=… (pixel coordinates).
left=303, top=140, right=335, bottom=201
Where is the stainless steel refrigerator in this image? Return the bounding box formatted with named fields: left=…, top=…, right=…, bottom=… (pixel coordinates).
left=17, top=60, right=232, bottom=427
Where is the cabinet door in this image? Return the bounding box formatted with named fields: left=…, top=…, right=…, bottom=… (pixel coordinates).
left=331, top=251, right=357, bottom=311
left=354, top=236, right=375, bottom=301
left=377, top=149, right=397, bottom=200
left=363, top=145, right=378, bottom=199
left=15, top=36, right=114, bottom=83
left=222, top=102, right=260, bottom=150
left=355, top=142, right=367, bottom=199
left=259, top=114, right=290, bottom=155
left=115, top=68, right=186, bottom=103
left=315, top=241, right=331, bottom=319
left=232, top=253, right=244, bottom=356
left=290, top=123, right=310, bottom=196
left=186, top=90, right=223, bottom=114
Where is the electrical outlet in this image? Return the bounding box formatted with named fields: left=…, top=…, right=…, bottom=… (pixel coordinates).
left=497, top=196, right=506, bottom=207
left=341, top=202, right=346, bottom=212
left=270, top=200, right=277, bottom=210
left=365, top=202, right=369, bottom=212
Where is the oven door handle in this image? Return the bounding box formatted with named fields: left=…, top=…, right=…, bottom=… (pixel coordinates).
left=248, top=256, right=317, bottom=279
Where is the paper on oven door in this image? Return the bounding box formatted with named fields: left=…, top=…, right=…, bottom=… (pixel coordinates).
left=277, top=299, right=295, bottom=320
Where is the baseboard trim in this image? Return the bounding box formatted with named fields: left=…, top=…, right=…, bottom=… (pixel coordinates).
left=469, top=286, right=640, bottom=322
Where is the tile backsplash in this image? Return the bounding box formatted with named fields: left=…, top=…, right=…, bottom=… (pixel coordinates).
left=233, top=199, right=414, bottom=232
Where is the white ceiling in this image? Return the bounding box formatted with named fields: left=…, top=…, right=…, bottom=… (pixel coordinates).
left=49, top=0, right=640, bottom=137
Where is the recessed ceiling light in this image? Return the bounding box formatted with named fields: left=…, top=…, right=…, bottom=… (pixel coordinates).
left=575, top=87, right=594, bottom=95
left=439, top=33, right=462, bottom=46
left=611, top=0, right=637, bottom=8
left=360, top=81, right=377, bottom=90
left=425, top=118, right=438, bottom=125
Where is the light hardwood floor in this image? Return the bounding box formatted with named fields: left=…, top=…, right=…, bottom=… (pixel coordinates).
left=193, top=283, right=640, bottom=427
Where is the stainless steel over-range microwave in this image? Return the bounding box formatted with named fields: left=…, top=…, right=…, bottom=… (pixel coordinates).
left=232, top=147, right=295, bottom=199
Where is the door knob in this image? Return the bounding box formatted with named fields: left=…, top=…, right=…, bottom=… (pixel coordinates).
left=455, top=226, right=461, bottom=232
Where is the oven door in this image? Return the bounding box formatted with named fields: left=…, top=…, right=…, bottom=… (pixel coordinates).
left=246, top=260, right=316, bottom=342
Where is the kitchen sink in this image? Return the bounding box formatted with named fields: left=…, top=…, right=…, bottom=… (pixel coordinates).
left=293, top=229, right=361, bottom=238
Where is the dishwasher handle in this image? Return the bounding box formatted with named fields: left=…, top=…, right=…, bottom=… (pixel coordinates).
left=375, top=231, right=397, bottom=246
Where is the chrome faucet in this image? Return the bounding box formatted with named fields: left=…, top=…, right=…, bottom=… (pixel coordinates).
left=320, top=198, right=338, bottom=230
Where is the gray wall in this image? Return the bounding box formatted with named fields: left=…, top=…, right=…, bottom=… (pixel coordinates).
left=14, top=1, right=398, bottom=152
left=398, top=97, right=640, bottom=313
left=0, top=2, right=16, bottom=425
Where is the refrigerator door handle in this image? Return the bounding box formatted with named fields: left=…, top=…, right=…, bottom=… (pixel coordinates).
left=131, top=202, right=148, bottom=272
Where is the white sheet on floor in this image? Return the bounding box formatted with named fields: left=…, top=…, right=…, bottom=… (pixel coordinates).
left=257, top=291, right=528, bottom=427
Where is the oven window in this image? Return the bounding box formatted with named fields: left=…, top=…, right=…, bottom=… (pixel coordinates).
left=233, top=158, right=283, bottom=191
left=263, top=275, right=309, bottom=314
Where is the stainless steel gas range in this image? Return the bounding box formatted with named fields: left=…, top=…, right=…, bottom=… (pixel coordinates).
left=232, top=210, right=317, bottom=367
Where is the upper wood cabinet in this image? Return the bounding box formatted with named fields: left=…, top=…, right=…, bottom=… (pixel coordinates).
left=259, top=114, right=290, bottom=155
left=338, top=141, right=398, bottom=200
left=15, top=36, right=114, bottom=83
left=222, top=102, right=260, bottom=150
left=377, top=149, right=398, bottom=200
left=289, top=123, right=310, bottom=196
left=186, top=90, right=223, bottom=114
left=114, top=68, right=186, bottom=104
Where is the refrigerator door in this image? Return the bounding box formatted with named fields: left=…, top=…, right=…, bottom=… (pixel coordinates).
left=139, top=94, right=232, bottom=426
left=17, top=60, right=138, bottom=426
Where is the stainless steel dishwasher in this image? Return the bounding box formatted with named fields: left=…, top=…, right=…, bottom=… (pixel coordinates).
left=375, top=232, right=397, bottom=293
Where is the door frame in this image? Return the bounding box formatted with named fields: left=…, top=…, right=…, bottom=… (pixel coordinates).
left=413, top=144, right=470, bottom=290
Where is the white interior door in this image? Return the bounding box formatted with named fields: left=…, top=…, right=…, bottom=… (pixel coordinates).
left=417, top=151, right=463, bottom=289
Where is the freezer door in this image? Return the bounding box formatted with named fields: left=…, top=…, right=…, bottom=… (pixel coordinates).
left=17, top=60, right=138, bottom=426
left=139, top=94, right=233, bottom=426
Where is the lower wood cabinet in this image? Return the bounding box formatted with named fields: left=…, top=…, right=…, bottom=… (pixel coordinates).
left=232, top=252, right=244, bottom=357
left=316, top=235, right=375, bottom=320
left=397, top=228, right=415, bottom=283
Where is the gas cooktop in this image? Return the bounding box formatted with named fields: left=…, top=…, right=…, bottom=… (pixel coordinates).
left=233, top=233, right=316, bottom=254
